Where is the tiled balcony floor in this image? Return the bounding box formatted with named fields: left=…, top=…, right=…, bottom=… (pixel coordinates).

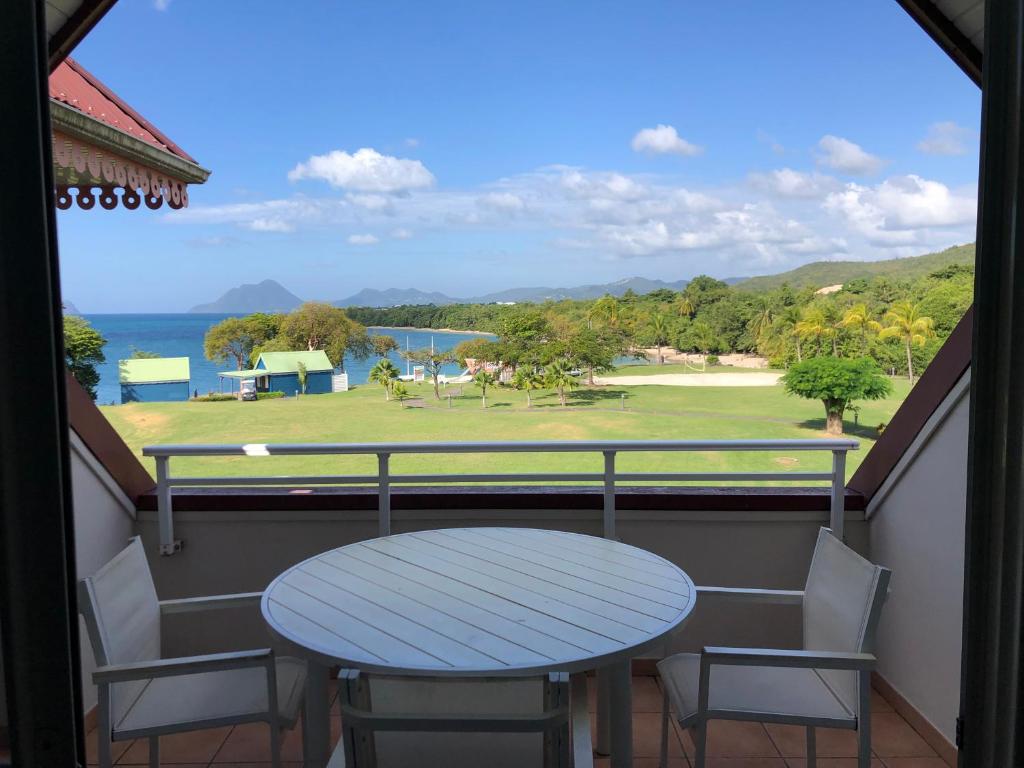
left=74, top=675, right=950, bottom=768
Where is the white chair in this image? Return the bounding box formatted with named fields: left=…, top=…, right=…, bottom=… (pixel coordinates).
left=79, top=537, right=307, bottom=768
left=657, top=528, right=891, bottom=768
left=328, top=670, right=593, bottom=768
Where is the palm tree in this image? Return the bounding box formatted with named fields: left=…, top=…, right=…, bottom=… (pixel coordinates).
left=748, top=297, right=775, bottom=351
left=690, top=321, right=717, bottom=358
left=369, top=359, right=400, bottom=400
left=840, top=303, right=881, bottom=356
left=648, top=313, right=670, bottom=365
left=296, top=362, right=308, bottom=395
left=795, top=306, right=835, bottom=356
left=879, top=301, right=936, bottom=384
left=391, top=381, right=410, bottom=407
left=473, top=369, right=496, bottom=408
left=589, top=295, right=620, bottom=328
left=512, top=367, right=543, bottom=407
left=674, top=293, right=694, bottom=319
left=545, top=359, right=577, bottom=406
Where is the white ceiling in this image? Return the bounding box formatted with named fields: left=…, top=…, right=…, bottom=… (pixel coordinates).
left=935, top=0, right=984, bottom=51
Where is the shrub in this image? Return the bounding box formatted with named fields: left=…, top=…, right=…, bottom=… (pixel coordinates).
left=192, top=393, right=237, bottom=402
left=706, top=354, right=720, bottom=366
left=257, top=391, right=285, bottom=400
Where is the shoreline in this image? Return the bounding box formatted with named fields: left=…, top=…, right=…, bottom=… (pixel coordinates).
left=369, top=325, right=492, bottom=336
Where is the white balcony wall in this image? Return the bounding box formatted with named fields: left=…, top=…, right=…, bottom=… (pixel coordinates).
left=867, top=371, right=970, bottom=745
left=69, top=430, right=136, bottom=715
left=133, top=505, right=867, bottom=660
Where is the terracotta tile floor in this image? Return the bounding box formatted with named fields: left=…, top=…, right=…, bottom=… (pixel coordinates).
left=77, top=675, right=949, bottom=768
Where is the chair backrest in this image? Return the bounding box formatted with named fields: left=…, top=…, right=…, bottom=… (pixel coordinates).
left=336, top=672, right=571, bottom=768
left=802, top=528, right=891, bottom=715
left=78, top=537, right=161, bottom=726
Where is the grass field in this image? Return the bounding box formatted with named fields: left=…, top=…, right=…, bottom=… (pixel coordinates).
left=100, top=373, right=912, bottom=486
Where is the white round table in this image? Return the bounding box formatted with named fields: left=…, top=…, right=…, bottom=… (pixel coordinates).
left=262, top=527, right=696, bottom=768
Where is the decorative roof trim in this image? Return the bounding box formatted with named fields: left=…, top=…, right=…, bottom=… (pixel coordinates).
left=51, top=100, right=209, bottom=184
left=895, top=0, right=983, bottom=86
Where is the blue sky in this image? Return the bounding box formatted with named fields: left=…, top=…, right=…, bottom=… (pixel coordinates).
left=59, top=0, right=981, bottom=312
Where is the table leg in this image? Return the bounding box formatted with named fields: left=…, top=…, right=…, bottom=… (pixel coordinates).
left=608, top=659, right=633, bottom=768
left=595, top=668, right=611, bottom=755
left=303, top=660, right=330, bottom=768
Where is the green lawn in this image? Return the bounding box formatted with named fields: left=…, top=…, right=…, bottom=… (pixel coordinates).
left=100, top=376, right=911, bottom=486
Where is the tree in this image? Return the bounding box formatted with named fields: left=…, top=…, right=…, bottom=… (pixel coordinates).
left=401, top=348, right=457, bottom=400
left=279, top=302, right=371, bottom=369
left=674, top=293, right=694, bottom=319
left=878, top=301, right=936, bottom=384
left=64, top=315, right=106, bottom=400
left=781, top=357, right=891, bottom=435
left=566, top=327, right=622, bottom=384
left=371, top=334, right=399, bottom=358
left=204, top=316, right=256, bottom=370
left=511, top=367, right=543, bottom=407
left=588, top=295, right=621, bottom=328
left=296, top=362, right=308, bottom=394
left=129, top=347, right=161, bottom=359
left=646, top=313, right=670, bottom=365
left=391, top=381, right=410, bottom=406
left=545, top=359, right=577, bottom=406
left=839, top=303, right=881, bottom=356
left=689, top=320, right=718, bottom=356
left=795, top=306, right=835, bottom=356
left=369, top=359, right=400, bottom=400
left=473, top=369, right=495, bottom=408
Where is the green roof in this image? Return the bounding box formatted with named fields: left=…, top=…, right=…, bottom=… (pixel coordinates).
left=218, top=369, right=260, bottom=379
left=119, top=357, right=190, bottom=384
left=255, top=350, right=333, bottom=374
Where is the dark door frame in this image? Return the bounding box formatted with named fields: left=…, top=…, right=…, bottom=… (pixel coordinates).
left=960, top=0, right=1024, bottom=765
left=0, top=1, right=85, bottom=766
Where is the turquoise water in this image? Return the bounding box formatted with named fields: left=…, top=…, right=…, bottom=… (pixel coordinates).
left=83, top=314, right=493, bottom=405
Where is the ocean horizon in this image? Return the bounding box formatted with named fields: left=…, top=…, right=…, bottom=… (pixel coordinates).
left=83, top=314, right=494, bottom=405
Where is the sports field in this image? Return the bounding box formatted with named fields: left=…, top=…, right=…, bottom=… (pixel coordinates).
left=99, top=366, right=911, bottom=486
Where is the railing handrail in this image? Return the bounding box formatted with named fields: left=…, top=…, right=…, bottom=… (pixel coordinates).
left=144, top=438, right=858, bottom=555
left=142, top=438, right=859, bottom=457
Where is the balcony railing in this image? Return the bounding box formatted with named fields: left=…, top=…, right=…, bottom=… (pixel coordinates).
left=143, top=439, right=858, bottom=555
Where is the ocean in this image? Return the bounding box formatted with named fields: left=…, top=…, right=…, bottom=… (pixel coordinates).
left=83, top=314, right=494, bottom=405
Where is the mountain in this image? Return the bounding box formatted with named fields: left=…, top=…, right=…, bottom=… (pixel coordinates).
left=63, top=300, right=80, bottom=314
left=189, top=279, right=304, bottom=313
left=334, top=288, right=458, bottom=307
left=332, top=277, right=690, bottom=307
left=733, top=244, right=976, bottom=293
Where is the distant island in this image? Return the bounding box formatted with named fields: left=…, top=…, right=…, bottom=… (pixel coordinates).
left=63, top=300, right=80, bottom=314
left=187, top=243, right=975, bottom=313
left=189, top=279, right=303, bottom=313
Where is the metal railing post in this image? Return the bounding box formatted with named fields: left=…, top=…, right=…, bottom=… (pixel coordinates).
left=830, top=449, right=847, bottom=540
left=156, top=455, right=180, bottom=555
left=378, top=452, right=391, bottom=537
left=603, top=451, right=616, bottom=539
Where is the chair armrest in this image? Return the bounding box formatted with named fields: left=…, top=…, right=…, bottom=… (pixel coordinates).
left=696, top=586, right=804, bottom=605
left=569, top=673, right=593, bottom=768
left=93, top=648, right=273, bottom=684
left=159, top=592, right=263, bottom=614
left=701, top=646, right=876, bottom=671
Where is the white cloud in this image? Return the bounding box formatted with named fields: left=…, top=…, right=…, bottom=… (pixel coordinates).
left=404, top=138, right=420, bottom=148
left=631, top=125, right=703, bottom=157
left=153, top=0, right=171, bottom=9
left=749, top=168, right=839, bottom=198
left=288, top=148, right=435, bottom=192
left=816, top=135, right=883, bottom=175
left=347, top=233, right=380, bottom=245
left=391, top=228, right=413, bottom=239
left=247, top=217, right=294, bottom=233
left=756, top=129, right=785, bottom=156
left=347, top=193, right=392, bottom=210
left=917, top=121, right=974, bottom=156
left=478, top=192, right=526, bottom=211
left=824, top=175, right=975, bottom=246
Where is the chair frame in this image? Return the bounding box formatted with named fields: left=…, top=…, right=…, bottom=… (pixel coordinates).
left=333, top=669, right=592, bottom=768
left=659, top=531, right=891, bottom=768
left=79, top=538, right=300, bottom=768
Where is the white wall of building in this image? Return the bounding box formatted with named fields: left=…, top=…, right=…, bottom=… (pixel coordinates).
left=69, top=431, right=136, bottom=715
left=867, top=372, right=969, bottom=745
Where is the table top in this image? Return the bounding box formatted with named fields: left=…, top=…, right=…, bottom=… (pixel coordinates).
left=261, top=527, right=696, bottom=676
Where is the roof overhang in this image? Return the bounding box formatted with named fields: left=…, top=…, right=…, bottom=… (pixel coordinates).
left=46, top=0, right=118, bottom=72
left=896, top=0, right=983, bottom=86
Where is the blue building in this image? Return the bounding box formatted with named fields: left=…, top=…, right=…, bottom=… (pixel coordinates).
left=119, top=357, right=190, bottom=403
left=219, top=350, right=335, bottom=396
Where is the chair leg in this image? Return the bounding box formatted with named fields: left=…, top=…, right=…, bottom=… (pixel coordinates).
left=693, top=719, right=708, bottom=768
left=148, top=735, right=159, bottom=768
left=269, top=721, right=282, bottom=768
left=806, top=726, right=816, bottom=768
left=659, top=687, right=670, bottom=768
left=97, top=685, right=113, bottom=768
left=857, top=670, right=872, bottom=768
